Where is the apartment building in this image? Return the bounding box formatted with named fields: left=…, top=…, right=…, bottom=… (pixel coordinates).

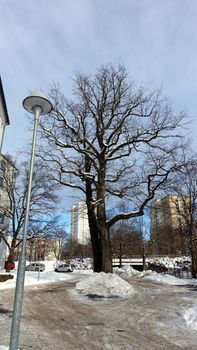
left=0, top=77, right=10, bottom=153
left=70, top=202, right=90, bottom=245
left=0, top=77, right=10, bottom=268
left=150, top=195, right=189, bottom=255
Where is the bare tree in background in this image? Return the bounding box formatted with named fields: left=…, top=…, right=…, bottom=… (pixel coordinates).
left=132, top=214, right=158, bottom=271
left=45, top=227, right=69, bottom=261
left=111, top=221, right=143, bottom=267
left=0, top=159, right=58, bottom=268
left=39, top=64, right=188, bottom=272
left=168, top=148, right=197, bottom=277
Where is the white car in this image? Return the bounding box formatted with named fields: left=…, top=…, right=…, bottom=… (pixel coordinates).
left=26, top=262, right=45, bottom=272
left=54, top=263, right=73, bottom=273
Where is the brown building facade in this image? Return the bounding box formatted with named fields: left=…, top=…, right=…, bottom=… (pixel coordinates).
left=150, top=195, right=189, bottom=255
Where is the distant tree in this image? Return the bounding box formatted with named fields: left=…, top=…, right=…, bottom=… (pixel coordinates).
left=39, top=64, right=188, bottom=272
left=168, top=149, right=197, bottom=277
left=132, top=214, right=158, bottom=270
left=45, top=227, right=69, bottom=261
left=0, top=159, right=58, bottom=269
left=111, top=221, right=143, bottom=266
left=62, top=237, right=92, bottom=259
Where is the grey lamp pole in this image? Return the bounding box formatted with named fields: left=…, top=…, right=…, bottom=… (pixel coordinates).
left=9, top=91, right=52, bottom=350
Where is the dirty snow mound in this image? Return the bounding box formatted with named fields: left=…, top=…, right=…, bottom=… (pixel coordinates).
left=183, top=305, right=197, bottom=330
left=119, top=265, right=140, bottom=279
left=140, top=270, right=197, bottom=285
left=76, top=272, right=134, bottom=297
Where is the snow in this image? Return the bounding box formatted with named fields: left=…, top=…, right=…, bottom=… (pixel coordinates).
left=0, top=347, right=11, bottom=350
left=139, top=270, right=197, bottom=285
left=116, top=264, right=197, bottom=286
left=148, top=256, right=191, bottom=269
left=0, top=267, right=75, bottom=291
left=1, top=257, right=197, bottom=338
left=0, top=258, right=93, bottom=290
left=183, top=305, right=197, bottom=330
left=76, top=272, right=134, bottom=297
left=117, top=265, right=141, bottom=279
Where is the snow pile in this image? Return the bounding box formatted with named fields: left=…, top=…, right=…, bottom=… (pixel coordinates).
left=76, top=272, right=134, bottom=297
left=114, top=265, right=197, bottom=286
left=149, top=256, right=191, bottom=268
left=53, top=257, right=93, bottom=271
left=70, top=257, right=93, bottom=270
left=118, top=265, right=140, bottom=279
left=183, top=305, right=197, bottom=330
left=140, top=270, right=196, bottom=285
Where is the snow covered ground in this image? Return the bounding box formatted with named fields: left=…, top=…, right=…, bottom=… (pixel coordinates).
left=1, top=257, right=197, bottom=348
left=117, top=264, right=197, bottom=286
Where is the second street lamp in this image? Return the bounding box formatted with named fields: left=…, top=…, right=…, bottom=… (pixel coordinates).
left=9, top=91, right=52, bottom=350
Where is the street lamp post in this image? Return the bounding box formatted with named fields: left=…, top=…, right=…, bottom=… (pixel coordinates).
left=9, top=91, right=52, bottom=350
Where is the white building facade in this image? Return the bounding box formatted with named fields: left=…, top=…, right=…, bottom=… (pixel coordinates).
left=0, top=77, right=10, bottom=153
left=70, top=202, right=90, bottom=245
left=0, top=77, right=10, bottom=268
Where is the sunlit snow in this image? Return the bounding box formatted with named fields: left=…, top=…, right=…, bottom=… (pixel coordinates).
left=76, top=272, right=134, bottom=297
left=183, top=305, right=197, bottom=330
left=1, top=257, right=197, bottom=335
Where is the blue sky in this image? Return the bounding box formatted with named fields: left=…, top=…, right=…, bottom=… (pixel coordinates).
left=1, top=0, right=197, bottom=216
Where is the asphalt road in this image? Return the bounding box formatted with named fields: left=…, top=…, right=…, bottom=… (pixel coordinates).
left=0, top=275, right=197, bottom=350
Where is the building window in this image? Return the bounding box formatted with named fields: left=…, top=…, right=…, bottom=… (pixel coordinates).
left=0, top=213, right=4, bottom=224
left=0, top=177, right=3, bottom=187
left=0, top=161, right=6, bottom=173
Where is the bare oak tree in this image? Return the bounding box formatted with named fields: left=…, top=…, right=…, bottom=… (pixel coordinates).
left=39, top=64, right=187, bottom=272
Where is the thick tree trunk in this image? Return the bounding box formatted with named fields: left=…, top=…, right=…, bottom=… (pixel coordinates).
left=100, top=226, right=112, bottom=273
left=85, top=156, right=112, bottom=273
left=85, top=157, right=102, bottom=272
left=88, top=213, right=102, bottom=272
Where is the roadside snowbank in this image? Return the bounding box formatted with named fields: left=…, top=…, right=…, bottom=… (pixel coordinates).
left=0, top=259, right=93, bottom=290
left=0, top=269, right=76, bottom=290
left=76, top=272, right=134, bottom=297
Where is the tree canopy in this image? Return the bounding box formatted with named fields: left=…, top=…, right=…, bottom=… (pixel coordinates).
left=39, top=64, right=188, bottom=272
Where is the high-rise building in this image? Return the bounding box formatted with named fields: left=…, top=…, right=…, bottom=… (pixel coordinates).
left=70, top=202, right=90, bottom=245
left=150, top=195, right=189, bottom=255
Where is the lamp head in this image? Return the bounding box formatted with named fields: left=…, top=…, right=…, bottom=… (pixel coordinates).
left=22, top=91, right=53, bottom=115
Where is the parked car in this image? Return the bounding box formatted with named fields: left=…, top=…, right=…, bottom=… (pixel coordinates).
left=54, top=263, right=73, bottom=273
left=26, top=262, right=45, bottom=272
